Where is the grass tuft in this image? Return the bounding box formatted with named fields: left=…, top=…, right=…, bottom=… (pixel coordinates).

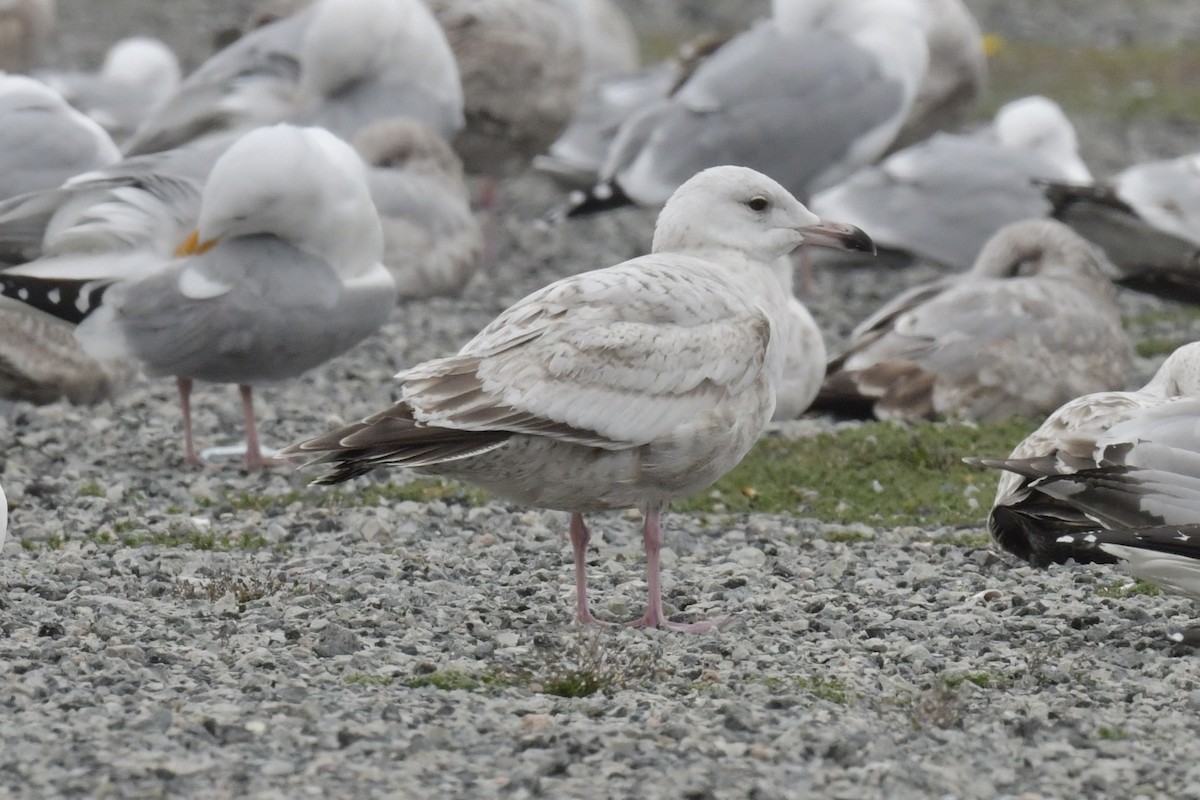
left=676, top=419, right=1033, bottom=526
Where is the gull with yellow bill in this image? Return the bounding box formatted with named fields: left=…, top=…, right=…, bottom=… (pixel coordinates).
left=0, top=124, right=397, bottom=468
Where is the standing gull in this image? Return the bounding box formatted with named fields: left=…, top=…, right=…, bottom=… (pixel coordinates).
left=966, top=342, right=1200, bottom=595
left=284, top=165, right=873, bottom=631
left=817, top=219, right=1133, bottom=422
left=0, top=124, right=397, bottom=469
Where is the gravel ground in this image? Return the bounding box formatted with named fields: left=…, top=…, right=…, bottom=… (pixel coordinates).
left=5, top=3, right=1200, bottom=799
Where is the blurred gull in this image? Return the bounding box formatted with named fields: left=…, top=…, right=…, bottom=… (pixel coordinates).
left=1043, top=152, right=1200, bottom=300
left=284, top=165, right=873, bottom=631
left=124, top=0, right=463, bottom=156
left=817, top=219, right=1133, bottom=422
left=0, top=124, right=397, bottom=469
left=886, top=0, right=986, bottom=153
left=0, top=74, right=120, bottom=203
left=811, top=95, right=1092, bottom=269
left=563, top=0, right=930, bottom=214
left=352, top=118, right=483, bottom=300
left=966, top=342, right=1200, bottom=595
left=37, top=37, right=182, bottom=143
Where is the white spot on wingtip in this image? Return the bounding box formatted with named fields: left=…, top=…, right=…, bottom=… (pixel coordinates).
left=1084, top=533, right=1097, bottom=543
left=1056, top=535, right=1075, bottom=543
left=593, top=183, right=613, bottom=201
left=47, top=288, right=60, bottom=305
left=16, top=288, right=27, bottom=301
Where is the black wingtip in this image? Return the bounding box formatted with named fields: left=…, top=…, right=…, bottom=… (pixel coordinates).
left=543, top=180, right=635, bottom=224
left=0, top=274, right=113, bottom=325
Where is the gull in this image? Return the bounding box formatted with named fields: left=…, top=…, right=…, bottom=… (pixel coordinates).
left=352, top=118, right=483, bottom=301
left=817, top=219, right=1133, bottom=422
left=811, top=95, right=1092, bottom=269
left=1042, top=152, right=1200, bottom=301
left=0, top=124, right=397, bottom=468
left=884, top=0, right=986, bottom=154
left=123, top=0, right=463, bottom=156
left=37, top=37, right=182, bottom=143
left=0, top=74, right=120, bottom=205
left=966, top=342, right=1200, bottom=595
left=284, top=165, right=873, bottom=631
left=563, top=0, right=929, bottom=215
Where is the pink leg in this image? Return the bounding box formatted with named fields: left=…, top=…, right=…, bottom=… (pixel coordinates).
left=628, top=505, right=733, bottom=633
left=238, top=384, right=291, bottom=469
left=569, top=512, right=611, bottom=627
left=176, top=377, right=205, bottom=468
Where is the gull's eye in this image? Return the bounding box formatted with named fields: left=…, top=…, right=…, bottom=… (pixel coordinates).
left=746, top=196, right=769, bottom=212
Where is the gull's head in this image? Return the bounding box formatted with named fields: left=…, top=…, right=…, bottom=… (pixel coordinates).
left=653, top=165, right=874, bottom=263
left=993, top=95, right=1092, bottom=182
left=197, top=124, right=383, bottom=276
left=101, top=37, right=181, bottom=99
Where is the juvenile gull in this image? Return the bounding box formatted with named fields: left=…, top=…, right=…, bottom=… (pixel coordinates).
left=966, top=342, right=1200, bottom=595
left=564, top=0, right=929, bottom=214
left=284, top=165, right=873, bottom=631
left=0, top=124, right=397, bottom=469
left=817, top=219, right=1133, bottom=422
left=811, top=96, right=1091, bottom=269
left=352, top=118, right=483, bottom=301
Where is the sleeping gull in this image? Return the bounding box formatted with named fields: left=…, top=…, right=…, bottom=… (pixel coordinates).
left=123, top=0, right=463, bottom=156
left=1042, top=152, right=1200, bottom=301
left=817, top=219, right=1133, bottom=422
left=352, top=118, right=483, bottom=300
left=965, top=342, right=1200, bottom=595
left=563, top=0, right=929, bottom=214
left=0, top=124, right=397, bottom=469
left=0, top=74, right=120, bottom=205
left=811, top=95, right=1092, bottom=269
left=283, top=165, right=874, bottom=631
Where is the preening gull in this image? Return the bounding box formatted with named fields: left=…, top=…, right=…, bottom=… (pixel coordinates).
left=0, top=74, right=120, bottom=205
left=966, top=342, right=1200, bottom=595
left=352, top=118, right=483, bottom=300
left=817, top=219, right=1133, bottom=422
left=0, top=124, right=397, bottom=469
left=37, top=37, right=182, bottom=143
left=284, top=165, right=873, bottom=631
left=123, top=0, right=463, bottom=156
left=811, top=95, right=1093, bottom=270
left=564, top=0, right=929, bottom=214
left=1042, top=152, right=1200, bottom=300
